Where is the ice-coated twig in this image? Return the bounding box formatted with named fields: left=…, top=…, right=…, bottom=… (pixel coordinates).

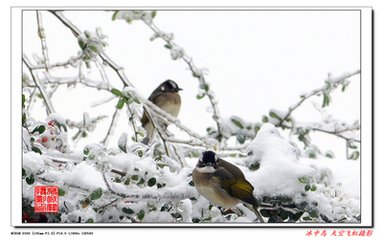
left=22, top=55, right=56, bottom=115
left=102, top=172, right=127, bottom=198
left=126, top=104, right=139, bottom=142
left=310, top=126, right=360, bottom=143
left=276, top=70, right=360, bottom=127
left=29, top=55, right=82, bottom=70
left=36, top=11, right=50, bottom=71
left=101, top=108, right=120, bottom=146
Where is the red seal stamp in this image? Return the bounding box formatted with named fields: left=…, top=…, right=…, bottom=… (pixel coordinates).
left=34, top=186, right=59, bottom=213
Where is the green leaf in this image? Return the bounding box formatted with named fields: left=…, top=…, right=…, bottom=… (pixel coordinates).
left=112, top=11, right=120, bottom=20
left=138, top=178, right=145, bottom=185
left=151, top=11, right=157, bottom=18
left=269, top=111, right=281, bottom=120
left=58, top=188, right=66, bottom=196
left=133, top=98, right=141, bottom=104
left=122, top=207, right=135, bottom=214
left=147, top=177, right=156, bottom=187
left=188, top=180, right=194, bottom=186
left=85, top=218, right=94, bottom=223
left=236, top=134, right=246, bottom=144
left=26, top=174, right=35, bottom=185
left=249, top=162, right=260, bottom=171
left=231, top=118, right=244, bottom=129
left=88, top=45, right=98, bottom=53
left=322, top=92, right=330, bottom=107
left=164, top=44, right=172, bottom=49
left=32, top=146, right=42, bottom=155
left=349, top=151, right=360, bottom=160
left=78, top=39, right=86, bottom=50
left=309, top=209, right=319, bottom=218
left=325, top=151, right=334, bottom=158
left=196, top=93, right=205, bottom=99
left=32, top=125, right=46, bottom=134
left=83, top=147, right=90, bottom=156
left=89, top=187, right=103, bottom=200
left=22, top=94, right=26, bottom=108
left=124, top=177, right=131, bottom=185
left=298, top=177, right=309, bottom=184
left=304, top=184, right=311, bottom=191
left=111, top=88, right=123, bottom=97
left=137, top=210, right=145, bottom=221
left=131, top=175, right=139, bottom=181
left=116, top=98, right=125, bottom=109
left=310, top=185, right=317, bottom=192
left=171, top=212, right=182, bottom=219
left=262, top=116, right=269, bottom=123
left=201, top=83, right=209, bottom=92
left=22, top=113, right=27, bottom=126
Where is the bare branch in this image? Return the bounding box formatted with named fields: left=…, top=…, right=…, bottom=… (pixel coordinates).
left=101, top=108, right=120, bottom=146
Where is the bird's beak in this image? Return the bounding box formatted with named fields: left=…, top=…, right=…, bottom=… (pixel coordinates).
left=177, top=87, right=183, bottom=91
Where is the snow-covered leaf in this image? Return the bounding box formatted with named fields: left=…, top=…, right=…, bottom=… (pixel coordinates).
left=32, top=125, right=46, bottom=134
left=89, top=187, right=103, bottom=200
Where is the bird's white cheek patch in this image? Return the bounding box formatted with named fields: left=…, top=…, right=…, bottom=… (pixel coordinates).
left=196, top=166, right=216, bottom=173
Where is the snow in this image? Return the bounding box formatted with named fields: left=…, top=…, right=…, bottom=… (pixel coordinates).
left=22, top=119, right=360, bottom=223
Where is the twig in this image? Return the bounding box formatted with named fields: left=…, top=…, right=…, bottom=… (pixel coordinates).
left=22, top=55, right=55, bottom=115
left=281, top=124, right=360, bottom=143
left=276, top=70, right=360, bottom=127
left=102, top=172, right=128, bottom=198
left=127, top=104, right=139, bottom=142
left=310, top=126, right=360, bottom=143
left=101, top=108, right=120, bottom=146
left=29, top=55, right=82, bottom=70
left=36, top=11, right=50, bottom=71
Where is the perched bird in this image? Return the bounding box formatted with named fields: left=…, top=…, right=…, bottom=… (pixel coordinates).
left=192, top=150, right=265, bottom=223
left=141, top=79, right=182, bottom=144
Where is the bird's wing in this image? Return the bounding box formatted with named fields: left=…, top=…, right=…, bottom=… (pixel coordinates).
left=214, top=162, right=255, bottom=203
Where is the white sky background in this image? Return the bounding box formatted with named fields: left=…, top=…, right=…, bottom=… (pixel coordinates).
left=22, top=10, right=360, bottom=159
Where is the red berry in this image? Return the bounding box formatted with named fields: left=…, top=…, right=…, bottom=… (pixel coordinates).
left=48, top=120, right=55, bottom=126
left=42, top=137, right=48, bottom=143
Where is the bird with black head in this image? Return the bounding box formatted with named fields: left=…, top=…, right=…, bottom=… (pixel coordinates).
left=192, top=150, right=264, bottom=223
